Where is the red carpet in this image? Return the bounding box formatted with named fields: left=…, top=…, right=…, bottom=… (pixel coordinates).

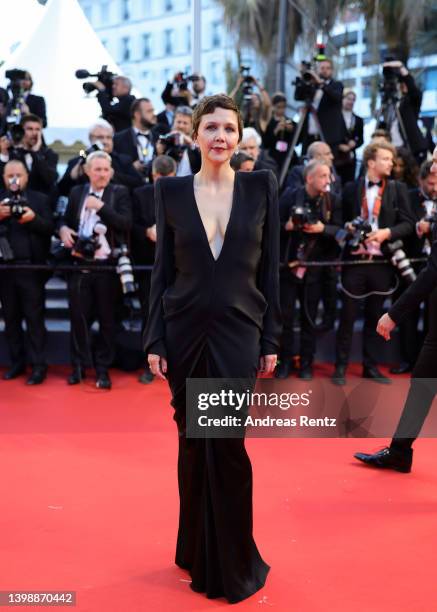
left=1, top=365, right=436, bottom=611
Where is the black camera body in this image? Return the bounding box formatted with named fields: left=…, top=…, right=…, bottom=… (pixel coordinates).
left=290, top=203, right=318, bottom=230
left=79, top=142, right=104, bottom=165
left=72, top=234, right=100, bottom=260
left=158, top=132, right=186, bottom=162
left=379, top=58, right=401, bottom=104
left=75, top=66, right=116, bottom=99
left=347, top=216, right=372, bottom=249
left=3, top=178, right=27, bottom=219
left=174, top=71, right=200, bottom=92
left=240, top=65, right=254, bottom=99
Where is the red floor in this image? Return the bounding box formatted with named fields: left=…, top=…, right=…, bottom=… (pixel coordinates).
left=1, top=365, right=436, bottom=611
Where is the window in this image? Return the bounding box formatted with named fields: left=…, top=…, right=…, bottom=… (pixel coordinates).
left=100, top=0, right=110, bottom=24
left=164, top=0, right=173, bottom=11
left=424, top=67, right=437, bottom=90
left=143, top=0, right=152, bottom=13
left=211, top=21, right=221, bottom=48
left=143, top=33, right=151, bottom=58
left=163, top=29, right=174, bottom=55
left=186, top=25, right=191, bottom=53
left=210, top=60, right=221, bottom=85
left=121, top=0, right=131, bottom=20
left=121, top=36, right=131, bottom=61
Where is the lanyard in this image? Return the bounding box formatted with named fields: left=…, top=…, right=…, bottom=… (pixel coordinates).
left=362, top=180, right=385, bottom=222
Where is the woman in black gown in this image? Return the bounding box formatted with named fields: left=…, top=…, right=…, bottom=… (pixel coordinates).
left=144, top=94, right=281, bottom=603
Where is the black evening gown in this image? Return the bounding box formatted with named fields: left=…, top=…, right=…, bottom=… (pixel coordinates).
left=143, top=170, right=281, bottom=603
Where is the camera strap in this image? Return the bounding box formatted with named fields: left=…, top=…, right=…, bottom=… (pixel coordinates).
left=361, top=180, right=386, bottom=223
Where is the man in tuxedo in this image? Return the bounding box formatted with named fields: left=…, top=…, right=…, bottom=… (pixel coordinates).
left=335, top=89, right=364, bottom=185
left=275, top=160, right=342, bottom=380
left=0, top=160, right=53, bottom=384
left=58, top=120, right=143, bottom=196
left=294, top=57, right=344, bottom=154
left=131, top=155, right=176, bottom=384
left=389, top=160, right=437, bottom=374
left=332, top=140, right=415, bottom=385
left=96, top=76, right=136, bottom=133
left=0, top=114, right=58, bottom=198
left=58, top=151, right=132, bottom=389
left=284, top=141, right=342, bottom=196
left=156, top=106, right=201, bottom=176
left=113, top=98, right=165, bottom=182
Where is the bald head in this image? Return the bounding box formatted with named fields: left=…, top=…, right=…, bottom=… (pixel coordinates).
left=3, top=160, right=29, bottom=191
left=307, top=141, right=334, bottom=167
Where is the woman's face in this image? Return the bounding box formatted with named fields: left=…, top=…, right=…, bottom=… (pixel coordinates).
left=195, top=107, right=240, bottom=165
left=392, top=156, right=405, bottom=179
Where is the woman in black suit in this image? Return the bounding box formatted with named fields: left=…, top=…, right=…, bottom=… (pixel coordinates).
left=143, top=94, right=281, bottom=603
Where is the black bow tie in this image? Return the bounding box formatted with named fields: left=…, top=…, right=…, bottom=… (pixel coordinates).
left=136, top=132, right=150, bottom=139
left=89, top=192, right=101, bottom=199
left=368, top=180, right=382, bottom=188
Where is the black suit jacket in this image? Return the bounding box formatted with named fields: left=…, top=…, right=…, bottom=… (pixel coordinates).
left=398, top=75, right=428, bottom=155
left=284, top=164, right=342, bottom=197
left=60, top=183, right=132, bottom=245
left=26, top=94, right=47, bottom=127
left=295, top=79, right=345, bottom=147
left=342, top=178, right=415, bottom=258
left=402, top=188, right=434, bottom=260
left=97, top=92, right=136, bottom=133
left=113, top=126, right=164, bottom=162
left=336, top=113, right=364, bottom=163
left=156, top=110, right=172, bottom=132
left=131, top=184, right=156, bottom=264
left=0, top=147, right=58, bottom=197
left=0, top=188, right=53, bottom=262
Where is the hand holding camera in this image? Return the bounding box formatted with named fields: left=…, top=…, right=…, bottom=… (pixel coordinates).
left=59, top=226, right=77, bottom=249
left=0, top=201, right=12, bottom=221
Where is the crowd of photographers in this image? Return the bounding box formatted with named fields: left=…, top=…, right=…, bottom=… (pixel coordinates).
left=0, top=57, right=436, bottom=389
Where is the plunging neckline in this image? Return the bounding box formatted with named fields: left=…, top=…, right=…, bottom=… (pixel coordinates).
left=191, top=172, right=238, bottom=264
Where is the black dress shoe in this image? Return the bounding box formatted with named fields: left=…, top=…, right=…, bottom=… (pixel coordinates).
left=354, top=447, right=413, bottom=473
left=362, top=365, right=391, bottom=384
left=3, top=364, right=26, bottom=380
left=138, top=366, right=154, bottom=384
left=26, top=366, right=47, bottom=385
left=68, top=367, right=86, bottom=385
left=96, top=371, right=112, bottom=390
left=274, top=360, right=293, bottom=379
left=298, top=364, right=313, bottom=380
left=331, top=365, right=346, bottom=386
left=389, top=362, right=413, bottom=375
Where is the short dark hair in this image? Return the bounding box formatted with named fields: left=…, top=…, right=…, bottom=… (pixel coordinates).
left=419, top=160, right=435, bottom=181
left=152, top=155, right=177, bottom=176
left=130, top=97, right=152, bottom=119
left=20, top=113, right=42, bottom=127
left=230, top=151, right=254, bottom=171
left=192, top=94, right=243, bottom=142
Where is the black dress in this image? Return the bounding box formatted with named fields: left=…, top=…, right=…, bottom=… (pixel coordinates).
left=143, top=169, right=281, bottom=603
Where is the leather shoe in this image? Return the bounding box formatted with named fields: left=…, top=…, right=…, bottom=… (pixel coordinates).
left=274, top=360, right=293, bottom=379
left=68, top=367, right=86, bottom=385
left=26, top=366, right=47, bottom=385
left=331, top=365, right=346, bottom=386
left=3, top=363, right=26, bottom=380
left=298, top=364, right=313, bottom=380
left=96, top=371, right=112, bottom=390
left=354, top=446, right=413, bottom=473
left=138, top=366, right=154, bottom=384
left=389, top=362, right=413, bottom=375
left=362, top=365, right=391, bottom=384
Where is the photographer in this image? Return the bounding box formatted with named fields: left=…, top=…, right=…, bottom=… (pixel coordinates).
left=0, top=114, right=58, bottom=199
left=58, top=151, right=132, bottom=389
left=379, top=60, right=428, bottom=165
left=190, top=72, right=207, bottom=108
left=156, top=106, right=201, bottom=176
left=238, top=127, right=278, bottom=176
left=0, top=160, right=53, bottom=385
left=229, top=70, right=272, bottom=134
left=113, top=98, right=165, bottom=182
left=6, top=70, right=47, bottom=128
left=131, top=155, right=176, bottom=384
left=294, top=57, right=344, bottom=154
left=335, top=89, right=364, bottom=185
left=332, top=140, right=415, bottom=386
left=262, top=92, right=297, bottom=172
left=390, top=160, right=437, bottom=374
left=58, top=120, right=143, bottom=196
left=96, top=76, right=136, bottom=133
left=284, top=141, right=342, bottom=196
left=275, top=159, right=342, bottom=380
left=161, top=72, right=194, bottom=112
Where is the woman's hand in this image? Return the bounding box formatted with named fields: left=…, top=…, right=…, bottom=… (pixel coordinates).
left=376, top=313, right=396, bottom=341
left=148, top=354, right=168, bottom=379
left=259, top=354, right=277, bottom=375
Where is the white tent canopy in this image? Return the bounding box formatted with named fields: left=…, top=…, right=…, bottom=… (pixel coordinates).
left=1, top=0, right=125, bottom=144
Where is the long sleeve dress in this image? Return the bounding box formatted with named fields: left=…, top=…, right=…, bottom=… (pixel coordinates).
left=143, top=169, right=281, bottom=603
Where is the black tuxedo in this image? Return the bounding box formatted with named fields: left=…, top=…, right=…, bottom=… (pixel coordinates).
left=295, top=78, right=345, bottom=151
left=61, top=183, right=132, bottom=372
left=57, top=151, right=143, bottom=197
left=97, top=91, right=136, bottom=133
left=0, top=146, right=58, bottom=199
left=336, top=178, right=415, bottom=368
left=0, top=189, right=53, bottom=368
left=156, top=110, right=172, bottom=132
left=113, top=126, right=163, bottom=161
left=335, top=112, right=364, bottom=185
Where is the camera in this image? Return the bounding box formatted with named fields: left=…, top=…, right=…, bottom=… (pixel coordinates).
left=290, top=203, right=318, bottom=229
left=173, top=71, right=200, bottom=92
left=79, top=141, right=104, bottom=165
left=240, top=65, right=254, bottom=99
left=3, top=68, right=27, bottom=143
left=114, top=244, right=136, bottom=295
left=379, top=57, right=401, bottom=104
left=158, top=132, right=186, bottom=162
left=72, top=222, right=107, bottom=261
left=3, top=177, right=27, bottom=219
left=382, top=239, right=416, bottom=285
left=75, top=66, right=116, bottom=99
left=346, top=216, right=372, bottom=249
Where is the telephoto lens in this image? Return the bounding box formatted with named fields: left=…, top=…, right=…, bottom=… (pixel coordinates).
left=116, top=245, right=136, bottom=294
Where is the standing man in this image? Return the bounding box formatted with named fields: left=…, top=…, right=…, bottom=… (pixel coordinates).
left=335, top=89, right=364, bottom=185
left=96, top=76, right=136, bottom=133
left=59, top=152, right=132, bottom=389
left=332, top=141, right=414, bottom=385
left=0, top=160, right=53, bottom=384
